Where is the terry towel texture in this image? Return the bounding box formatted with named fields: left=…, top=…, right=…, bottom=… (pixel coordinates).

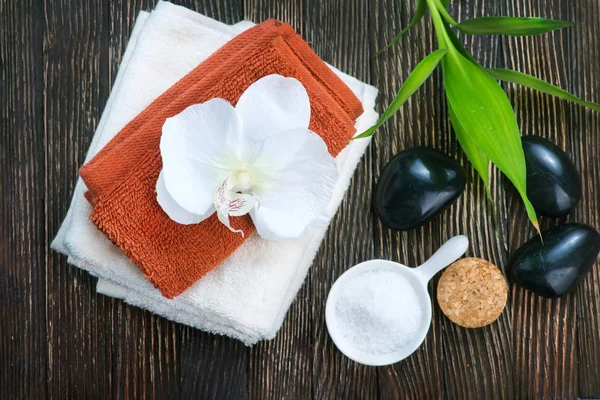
left=52, top=1, right=378, bottom=344
left=80, top=18, right=364, bottom=298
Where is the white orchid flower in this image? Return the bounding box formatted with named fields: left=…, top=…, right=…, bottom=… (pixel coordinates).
left=156, top=74, right=338, bottom=240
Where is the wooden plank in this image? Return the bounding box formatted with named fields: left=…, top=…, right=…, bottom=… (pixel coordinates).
left=500, top=0, right=594, bottom=398
left=43, top=0, right=180, bottom=397
left=370, top=0, right=514, bottom=397
left=439, top=3, right=515, bottom=398
left=42, top=0, right=111, bottom=395
left=179, top=333, right=248, bottom=400
left=368, top=2, right=445, bottom=397
left=2, top=0, right=600, bottom=397
left=0, top=0, right=48, bottom=398
left=571, top=0, right=600, bottom=395
left=305, top=1, right=379, bottom=398
left=243, top=0, right=378, bottom=398
left=169, top=1, right=250, bottom=399
left=241, top=1, right=313, bottom=399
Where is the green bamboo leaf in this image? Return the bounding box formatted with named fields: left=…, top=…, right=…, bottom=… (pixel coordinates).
left=373, top=0, right=428, bottom=57
left=440, top=0, right=450, bottom=8
left=487, top=68, right=600, bottom=113
left=449, top=104, right=501, bottom=233
left=456, top=17, right=575, bottom=36
left=433, top=0, right=458, bottom=26
left=411, top=0, right=428, bottom=23
left=448, top=105, right=490, bottom=189
left=355, top=49, right=448, bottom=139
left=442, top=18, right=477, bottom=64
left=442, top=49, right=540, bottom=231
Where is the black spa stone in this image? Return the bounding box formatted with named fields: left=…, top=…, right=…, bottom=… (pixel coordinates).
left=522, top=136, right=581, bottom=217
left=509, top=223, right=600, bottom=298
left=373, top=147, right=466, bottom=231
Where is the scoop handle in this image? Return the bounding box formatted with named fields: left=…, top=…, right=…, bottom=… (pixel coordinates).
left=415, top=235, right=469, bottom=283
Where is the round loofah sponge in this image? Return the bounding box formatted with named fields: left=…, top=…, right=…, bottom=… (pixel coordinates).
left=437, top=257, right=508, bottom=328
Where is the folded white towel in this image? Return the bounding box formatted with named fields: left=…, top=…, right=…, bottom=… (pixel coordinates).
left=52, top=1, right=378, bottom=345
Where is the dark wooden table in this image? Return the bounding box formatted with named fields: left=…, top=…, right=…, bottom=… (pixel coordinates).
left=2, top=0, right=599, bottom=398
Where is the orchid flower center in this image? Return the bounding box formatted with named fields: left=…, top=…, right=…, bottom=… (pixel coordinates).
left=232, top=170, right=253, bottom=192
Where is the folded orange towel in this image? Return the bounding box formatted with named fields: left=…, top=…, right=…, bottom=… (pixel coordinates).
left=80, top=20, right=363, bottom=298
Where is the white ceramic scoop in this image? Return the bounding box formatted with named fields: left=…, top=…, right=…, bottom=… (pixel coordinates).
left=325, top=235, right=469, bottom=366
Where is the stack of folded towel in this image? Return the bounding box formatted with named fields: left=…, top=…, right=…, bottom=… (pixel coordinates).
left=52, top=1, right=378, bottom=345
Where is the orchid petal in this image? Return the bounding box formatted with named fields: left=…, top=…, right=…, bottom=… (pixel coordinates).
left=215, top=208, right=243, bottom=236
left=235, top=75, right=311, bottom=159
left=227, top=192, right=256, bottom=217
left=250, top=129, right=337, bottom=240
left=156, top=170, right=211, bottom=224
left=160, top=99, right=242, bottom=216
left=212, top=176, right=254, bottom=236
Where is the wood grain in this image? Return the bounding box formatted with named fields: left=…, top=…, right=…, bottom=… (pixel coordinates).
left=43, top=0, right=181, bottom=397
left=1, top=0, right=599, bottom=398
left=243, top=2, right=313, bottom=399
left=168, top=2, right=250, bottom=399
left=0, top=0, right=47, bottom=399
left=370, top=0, right=446, bottom=397
left=572, top=0, right=600, bottom=395
left=501, top=0, right=600, bottom=398
left=370, top=0, right=516, bottom=398
left=305, top=1, right=379, bottom=398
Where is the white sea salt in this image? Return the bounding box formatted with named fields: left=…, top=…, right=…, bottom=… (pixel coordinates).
left=334, top=269, right=422, bottom=355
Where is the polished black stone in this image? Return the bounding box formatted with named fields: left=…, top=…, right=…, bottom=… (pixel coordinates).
left=523, top=136, right=581, bottom=217
left=509, top=223, right=600, bottom=298
left=373, top=147, right=466, bottom=231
